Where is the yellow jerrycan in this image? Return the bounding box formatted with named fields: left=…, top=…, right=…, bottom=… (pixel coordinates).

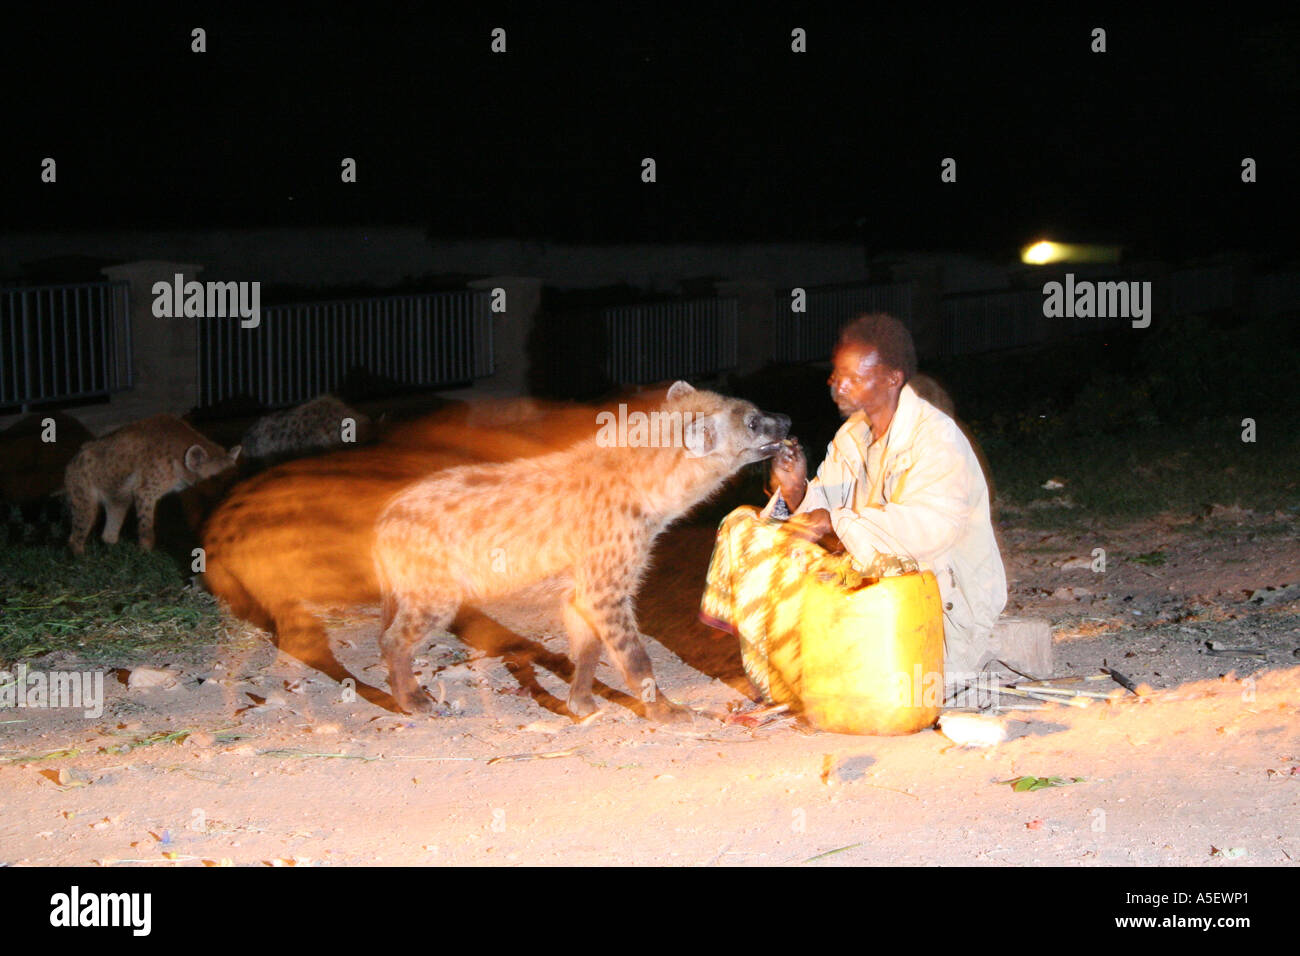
left=796, top=569, right=945, bottom=735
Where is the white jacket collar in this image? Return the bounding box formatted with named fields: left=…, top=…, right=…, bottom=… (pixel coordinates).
left=851, top=382, right=922, bottom=449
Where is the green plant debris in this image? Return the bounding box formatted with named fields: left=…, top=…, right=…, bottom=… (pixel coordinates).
left=256, top=749, right=378, bottom=761
left=0, top=542, right=228, bottom=663
left=1131, top=550, right=1168, bottom=566
left=100, top=729, right=196, bottom=753
left=801, top=842, right=863, bottom=864
left=2, top=727, right=251, bottom=764
left=975, top=417, right=1300, bottom=519
left=0, top=746, right=82, bottom=764
left=486, top=748, right=581, bottom=764
left=999, top=775, right=1086, bottom=792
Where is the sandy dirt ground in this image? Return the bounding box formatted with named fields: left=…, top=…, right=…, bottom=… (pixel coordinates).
left=2, top=493, right=1297, bottom=868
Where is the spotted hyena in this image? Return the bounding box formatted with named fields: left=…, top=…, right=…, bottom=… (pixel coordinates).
left=65, top=415, right=241, bottom=555
left=200, top=398, right=603, bottom=709
left=374, top=381, right=790, bottom=720
left=241, top=395, right=372, bottom=462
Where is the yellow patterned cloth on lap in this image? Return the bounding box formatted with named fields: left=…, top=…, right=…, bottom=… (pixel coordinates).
left=699, top=506, right=914, bottom=707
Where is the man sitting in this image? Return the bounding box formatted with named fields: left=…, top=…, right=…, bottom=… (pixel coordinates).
left=700, top=313, right=1006, bottom=705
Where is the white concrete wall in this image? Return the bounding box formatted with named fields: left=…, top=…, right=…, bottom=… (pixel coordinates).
left=3, top=227, right=1033, bottom=294
left=1, top=227, right=1029, bottom=293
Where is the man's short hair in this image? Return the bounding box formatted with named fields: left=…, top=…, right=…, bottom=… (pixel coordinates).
left=837, top=313, right=917, bottom=382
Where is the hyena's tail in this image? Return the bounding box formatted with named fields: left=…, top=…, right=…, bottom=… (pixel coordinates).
left=380, top=590, right=397, bottom=634
left=373, top=528, right=398, bottom=635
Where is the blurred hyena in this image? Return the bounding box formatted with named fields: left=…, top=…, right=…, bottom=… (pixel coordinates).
left=201, top=398, right=610, bottom=707
left=65, top=415, right=241, bottom=554
left=241, top=395, right=372, bottom=462
left=908, top=373, right=954, bottom=418
left=373, top=381, right=790, bottom=721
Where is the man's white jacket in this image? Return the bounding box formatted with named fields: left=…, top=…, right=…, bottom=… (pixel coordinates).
left=764, top=383, right=1007, bottom=673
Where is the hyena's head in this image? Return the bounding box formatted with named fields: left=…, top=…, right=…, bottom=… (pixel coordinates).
left=183, top=441, right=242, bottom=482
left=665, top=381, right=790, bottom=470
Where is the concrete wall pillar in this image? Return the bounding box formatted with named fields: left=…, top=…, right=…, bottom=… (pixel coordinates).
left=896, top=263, right=943, bottom=362
left=99, top=260, right=204, bottom=415
left=467, top=276, right=542, bottom=397
left=716, top=279, right=776, bottom=376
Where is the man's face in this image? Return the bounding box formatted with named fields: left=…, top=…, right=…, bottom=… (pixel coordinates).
left=828, top=344, right=903, bottom=418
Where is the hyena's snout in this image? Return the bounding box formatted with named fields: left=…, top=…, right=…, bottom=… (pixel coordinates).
left=752, top=411, right=792, bottom=458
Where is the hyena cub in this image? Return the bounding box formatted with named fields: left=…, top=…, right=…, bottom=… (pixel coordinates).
left=65, top=415, right=241, bottom=555
left=241, top=395, right=372, bottom=461
left=374, top=381, right=790, bottom=720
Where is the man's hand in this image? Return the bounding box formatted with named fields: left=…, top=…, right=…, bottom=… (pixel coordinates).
left=783, top=508, right=832, bottom=543
left=771, top=438, right=808, bottom=511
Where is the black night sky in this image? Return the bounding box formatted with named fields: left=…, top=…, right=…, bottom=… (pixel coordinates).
left=4, top=7, right=1297, bottom=260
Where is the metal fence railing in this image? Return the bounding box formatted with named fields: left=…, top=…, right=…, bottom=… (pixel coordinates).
left=941, top=288, right=1058, bottom=358
left=603, top=296, right=738, bottom=384
left=197, top=290, right=494, bottom=407
left=938, top=266, right=1244, bottom=358
left=774, top=282, right=915, bottom=362
left=0, top=280, right=132, bottom=410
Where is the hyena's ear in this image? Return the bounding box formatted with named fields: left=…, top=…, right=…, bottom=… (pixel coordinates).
left=683, top=413, right=718, bottom=459
left=184, top=444, right=209, bottom=473
left=666, top=380, right=696, bottom=402
left=228, top=445, right=242, bottom=462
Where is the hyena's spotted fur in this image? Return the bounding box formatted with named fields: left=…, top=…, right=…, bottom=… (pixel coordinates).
left=241, top=395, right=372, bottom=461
left=65, top=415, right=241, bottom=554
left=373, top=381, right=790, bottom=721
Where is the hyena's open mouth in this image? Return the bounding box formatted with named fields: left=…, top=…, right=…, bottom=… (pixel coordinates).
left=755, top=414, right=792, bottom=457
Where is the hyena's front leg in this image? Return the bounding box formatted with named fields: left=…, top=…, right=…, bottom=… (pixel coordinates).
left=66, top=487, right=98, bottom=556
left=133, top=492, right=159, bottom=550
left=64, top=456, right=99, bottom=555
left=578, top=588, right=692, bottom=723
left=562, top=598, right=604, bottom=718
left=379, top=596, right=454, bottom=715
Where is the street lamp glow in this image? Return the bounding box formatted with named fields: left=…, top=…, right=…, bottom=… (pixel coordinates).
left=1021, top=240, right=1122, bottom=265
left=1022, top=241, right=1061, bottom=264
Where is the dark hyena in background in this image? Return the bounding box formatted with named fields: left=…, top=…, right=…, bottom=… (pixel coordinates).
left=241, top=395, right=373, bottom=462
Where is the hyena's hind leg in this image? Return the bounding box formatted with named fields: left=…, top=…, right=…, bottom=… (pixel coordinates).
left=379, top=593, right=456, bottom=715
left=101, top=496, right=131, bottom=545
left=64, top=460, right=99, bottom=555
